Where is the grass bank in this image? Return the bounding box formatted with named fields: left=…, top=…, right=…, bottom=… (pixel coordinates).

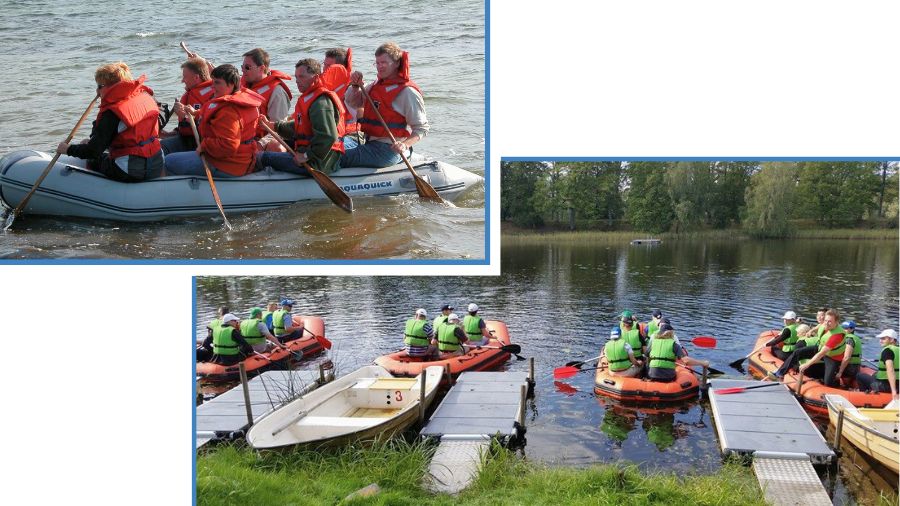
left=197, top=440, right=771, bottom=505
left=501, top=227, right=898, bottom=244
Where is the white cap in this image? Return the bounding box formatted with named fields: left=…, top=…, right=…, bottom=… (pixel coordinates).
left=448, top=313, right=460, bottom=322
left=415, top=308, right=427, bottom=317
left=222, top=313, right=239, bottom=324
left=467, top=303, right=479, bottom=312
left=782, top=311, right=797, bottom=320
left=877, top=329, right=898, bottom=340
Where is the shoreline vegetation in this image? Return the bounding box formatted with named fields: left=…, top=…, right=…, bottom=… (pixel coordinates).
left=501, top=225, right=899, bottom=243
left=197, top=440, right=773, bottom=505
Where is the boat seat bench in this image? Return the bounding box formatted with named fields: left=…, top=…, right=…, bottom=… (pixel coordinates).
left=295, top=416, right=386, bottom=428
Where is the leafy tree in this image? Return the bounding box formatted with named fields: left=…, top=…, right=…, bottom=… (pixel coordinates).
left=794, top=162, right=881, bottom=226
left=625, top=162, right=673, bottom=233
left=558, top=162, right=624, bottom=227
left=743, top=162, right=797, bottom=237
left=665, top=162, right=716, bottom=231
left=500, top=162, right=545, bottom=227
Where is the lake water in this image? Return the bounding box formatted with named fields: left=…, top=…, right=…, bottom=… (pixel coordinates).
left=196, top=236, right=899, bottom=504
left=0, top=0, right=484, bottom=259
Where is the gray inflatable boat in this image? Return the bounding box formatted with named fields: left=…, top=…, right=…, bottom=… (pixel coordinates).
left=0, top=150, right=482, bottom=222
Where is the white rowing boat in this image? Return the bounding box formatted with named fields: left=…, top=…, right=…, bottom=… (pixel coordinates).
left=247, top=365, right=443, bottom=449
left=825, top=394, right=899, bottom=473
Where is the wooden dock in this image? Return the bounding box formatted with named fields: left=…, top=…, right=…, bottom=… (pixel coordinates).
left=195, top=369, right=329, bottom=448
left=420, top=371, right=531, bottom=494
left=708, top=379, right=834, bottom=506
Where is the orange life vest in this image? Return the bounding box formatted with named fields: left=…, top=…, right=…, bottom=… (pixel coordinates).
left=292, top=77, right=347, bottom=153
left=97, top=75, right=161, bottom=159
left=321, top=47, right=359, bottom=135
left=359, top=51, right=421, bottom=139
left=198, top=89, right=263, bottom=176
left=243, top=69, right=293, bottom=137
left=176, top=80, right=215, bottom=137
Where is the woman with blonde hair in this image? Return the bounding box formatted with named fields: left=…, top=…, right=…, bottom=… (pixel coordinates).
left=57, top=62, right=164, bottom=182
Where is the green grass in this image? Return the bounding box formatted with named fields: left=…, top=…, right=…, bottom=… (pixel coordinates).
left=197, top=440, right=769, bottom=505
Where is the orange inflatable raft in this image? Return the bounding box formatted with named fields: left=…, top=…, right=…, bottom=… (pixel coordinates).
left=374, top=320, right=513, bottom=379
left=747, top=330, right=892, bottom=415
left=593, top=358, right=701, bottom=402
left=197, top=315, right=326, bottom=382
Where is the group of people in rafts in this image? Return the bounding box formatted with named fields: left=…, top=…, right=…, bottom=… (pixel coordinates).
left=58, top=43, right=427, bottom=183
left=599, top=310, right=709, bottom=382
left=403, top=303, right=492, bottom=359
left=196, top=299, right=304, bottom=365
left=763, top=308, right=899, bottom=399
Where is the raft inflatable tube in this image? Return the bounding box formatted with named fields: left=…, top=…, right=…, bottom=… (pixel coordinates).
left=0, top=150, right=482, bottom=222
left=374, top=320, right=513, bottom=379
left=197, top=315, right=326, bottom=382
left=747, top=330, right=892, bottom=415
left=593, top=358, right=700, bottom=402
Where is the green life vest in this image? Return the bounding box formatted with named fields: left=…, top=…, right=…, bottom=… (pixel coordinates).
left=432, top=315, right=449, bottom=332
left=262, top=311, right=274, bottom=330
left=212, top=325, right=240, bottom=356
left=209, top=318, right=223, bottom=331
left=620, top=326, right=643, bottom=359
left=436, top=322, right=461, bottom=352
left=404, top=318, right=430, bottom=347
left=781, top=323, right=800, bottom=353
left=845, top=333, right=861, bottom=366
left=649, top=338, right=677, bottom=370
left=816, top=324, right=826, bottom=339
left=818, top=328, right=846, bottom=360
left=273, top=309, right=290, bottom=335
left=463, top=315, right=483, bottom=341
left=796, top=337, right=813, bottom=365
left=876, top=345, right=899, bottom=380
left=605, top=339, right=632, bottom=372
left=647, top=319, right=660, bottom=339
left=240, top=318, right=265, bottom=345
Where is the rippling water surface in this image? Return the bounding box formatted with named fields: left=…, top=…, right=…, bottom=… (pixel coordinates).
left=196, top=237, right=899, bottom=504
left=0, top=0, right=484, bottom=259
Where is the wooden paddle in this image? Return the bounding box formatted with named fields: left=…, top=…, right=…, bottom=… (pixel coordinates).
left=303, top=327, right=333, bottom=350
left=259, top=122, right=353, bottom=213
left=355, top=84, right=443, bottom=202
left=3, top=94, right=100, bottom=231
left=186, top=114, right=233, bottom=230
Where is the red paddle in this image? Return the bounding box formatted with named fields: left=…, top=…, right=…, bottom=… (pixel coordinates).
left=554, top=365, right=605, bottom=379
left=714, top=381, right=796, bottom=395
left=691, top=336, right=716, bottom=348
left=304, top=327, right=332, bottom=350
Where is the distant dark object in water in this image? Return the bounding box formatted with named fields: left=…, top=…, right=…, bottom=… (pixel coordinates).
left=630, top=239, right=661, bottom=245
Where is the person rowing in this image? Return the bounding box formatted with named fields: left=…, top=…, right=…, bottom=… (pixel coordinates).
left=322, top=47, right=363, bottom=149
left=646, top=320, right=709, bottom=382
left=241, top=307, right=288, bottom=353
left=766, top=310, right=802, bottom=360
left=602, top=327, right=643, bottom=377
left=404, top=308, right=435, bottom=358
left=241, top=47, right=292, bottom=148
left=160, top=57, right=215, bottom=154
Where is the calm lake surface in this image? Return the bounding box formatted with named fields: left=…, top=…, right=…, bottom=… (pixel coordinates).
left=0, top=0, right=484, bottom=259
left=196, top=237, right=899, bottom=504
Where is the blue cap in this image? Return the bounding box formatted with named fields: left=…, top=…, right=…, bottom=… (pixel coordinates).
left=280, top=298, right=295, bottom=306
left=841, top=320, right=856, bottom=330
left=609, top=327, right=621, bottom=339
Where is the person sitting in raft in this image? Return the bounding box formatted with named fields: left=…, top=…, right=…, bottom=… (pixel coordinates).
left=207, top=313, right=254, bottom=365
left=262, top=301, right=278, bottom=334
left=160, top=57, right=215, bottom=154
left=322, top=47, right=363, bottom=149
left=806, top=307, right=829, bottom=339
left=437, top=313, right=470, bottom=357
left=206, top=306, right=229, bottom=339
left=340, top=42, right=429, bottom=168
left=257, top=58, right=346, bottom=176
left=433, top=304, right=453, bottom=331
left=164, top=64, right=263, bottom=178
left=619, top=311, right=648, bottom=364
left=646, top=320, right=709, bottom=383
left=766, top=311, right=802, bottom=360
left=856, top=329, right=899, bottom=400
left=272, top=298, right=304, bottom=342
left=57, top=62, right=164, bottom=182
left=242, top=307, right=287, bottom=353
left=404, top=308, right=435, bottom=358
left=463, top=303, right=491, bottom=346
left=837, top=320, right=862, bottom=386
left=646, top=309, right=664, bottom=338
left=240, top=47, right=292, bottom=148
left=602, top=327, right=643, bottom=378
left=768, top=309, right=850, bottom=387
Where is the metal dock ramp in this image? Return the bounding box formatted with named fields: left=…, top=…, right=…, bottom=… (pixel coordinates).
left=420, top=371, right=531, bottom=494
left=709, top=379, right=834, bottom=506
left=195, top=369, right=328, bottom=448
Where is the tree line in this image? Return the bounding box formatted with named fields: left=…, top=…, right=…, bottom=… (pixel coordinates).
left=501, top=161, right=899, bottom=237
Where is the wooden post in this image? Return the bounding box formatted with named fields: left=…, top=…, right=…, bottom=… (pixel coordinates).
left=832, top=407, right=845, bottom=452
left=701, top=365, right=708, bottom=387
left=518, top=384, right=527, bottom=427
left=529, top=357, right=535, bottom=384
left=238, top=362, right=253, bottom=427
left=418, top=371, right=427, bottom=425
left=319, top=363, right=326, bottom=384
left=445, top=364, right=452, bottom=386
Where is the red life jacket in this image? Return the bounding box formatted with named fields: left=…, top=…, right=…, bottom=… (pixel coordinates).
left=292, top=77, right=347, bottom=153
left=97, top=75, right=161, bottom=159
left=321, top=48, right=358, bottom=135
left=199, top=89, right=263, bottom=176
left=176, top=80, right=215, bottom=137
left=242, top=69, right=293, bottom=137
left=359, top=51, right=421, bottom=139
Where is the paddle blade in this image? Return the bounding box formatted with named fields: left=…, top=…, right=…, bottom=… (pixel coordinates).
left=413, top=173, right=443, bottom=202
left=553, top=366, right=580, bottom=379
left=727, top=357, right=747, bottom=369
left=565, top=360, right=585, bottom=368
left=691, top=336, right=717, bottom=348
left=706, top=365, right=726, bottom=376
left=314, top=333, right=333, bottom=350
left=501, top=344, right=522, bottom=354
left=308, top=168, right=353, bottom=213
